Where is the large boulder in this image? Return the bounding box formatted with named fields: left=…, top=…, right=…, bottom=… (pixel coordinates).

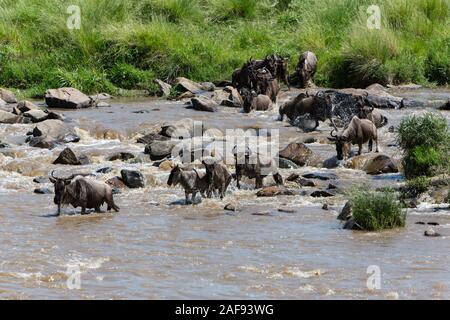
left=0, top=110, right=21, bottom=124
left=53, top=147, right=90, bottom=165
left=120, top=169, right=145, bottom=188
left=17, top=100, right=39, bottom=113
left=23, top=109, right=48, bottom=123
left=154, top=79, right=172, bottom=97
left=28, top=136, right=57, bottom=149
left=0, top=98, right=6, bottom=107
left=136, top=133, right=169, bottom=144
left=32, top=120, right=72, bottom=140
left=144, top=140, right=177, bottom=161
left=173, top=77, right=203, bottom=94
left=0, top=88, right=17, bottom=104
left=45, top=87, right=92, bottom=109
left=278, top=143, right=313, bottom=166
left=346, top=154, right=399, bottom=174
left=213, top=86, right=243, bottom=108
left=190, top=96, right=218, bottom=112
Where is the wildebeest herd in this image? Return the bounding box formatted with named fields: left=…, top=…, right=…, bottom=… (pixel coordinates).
left=48, top=50, right=389, bottom=213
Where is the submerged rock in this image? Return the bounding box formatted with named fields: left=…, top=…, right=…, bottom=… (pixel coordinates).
left=121, top=169, right=145, bottom=188
left=363, top=154, right=399, bottom=175
left=424, top=228, right=441, bottom=237
left=310, top=190, right=335, bottom=197
left=303, top=172, right=338, bottom=181
left=279, top=143, right=313, bottom=166
left=34, top=188, right=53, bottom=194
left=190, top=96, right=218, bottom=112
left=107, top=152, right=135, bottom=162
left=136, top=133, right=169, bottom=144
left=144, top=140, right=177, bottom=161
left=45, top=87, right=92, bottom=109
left=439, top=100, right=450, bottom=110
left=0, top=141, right=10, bottom=148
left=256, top=186, right=295, bottom=197
left=53, top=147, right=90, bottom=165
left=337, top=201, right=353, bottom=221
left=224, top=203, right=241, bottom=212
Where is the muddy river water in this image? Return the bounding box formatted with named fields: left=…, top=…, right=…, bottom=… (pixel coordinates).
left=0, top=87, right=449, bottom=299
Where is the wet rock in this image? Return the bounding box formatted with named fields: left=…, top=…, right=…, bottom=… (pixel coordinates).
left=154, top=79, right=172, bottom=97
left=0, top=141, right=10, bottom=148
left=33, top=120, right=72, bottom=140
left=23, top=109, right=48, bottom=123
left=160, top=118, right=198, bottom=138
left=323, top=156, right=340, bottom=169
left=256, top=186, right=295, bottom=197
left=0, top=88, right=17, bottom=103
left=107, top=152, right=135, bottom=162
left=303, top=172, right=338, bottom=181
left=174, top=77, right=203, bottom=94
left=33, top=176, right=50, bottom=184
left=415, top=221, right=426, bottom=225
left=45, top=87, right=92, bottom=109
left=424, top=228, right=441, bottom=237
left=363, top=154, right=399, bottom=175
left=132, top=110, right=150, bottom=114
left=337, top=201, right=353, bottom=221
left=158, top=160, right=174, bottom=171
left=46, top=111, right=65, bottom=121
left=213, top=86, right=243, bottom=108
left=286, top=173, right=300, bottom=182
left=59, top=133, right=81, bottom=144
left=28, top=136, right=57, bottom=149
left=120, top=169, right=145, bottom=188
left=144, top=140, right=177, bottom=161
left=200, top=82, right=215, bottom=92
left=310, top=190, right=335, bottom=197
left=34, top=188, right=53, bottom=194
left=252, top=211, right=274, bottom=216
left=343, top=218, right=363, bottom=230
left=366, top=83, right=388, bottom=92
left=278, top=208, right=296, bottom=213
left=106, top=176, right=127, bottom=189
left=278, top=157, right=299, bottom=169
left=0, top=98, right=6, bottom=107
left=96, top=101, right=111, bottom=108
left=17, top=100, right=39, bottom=113
left=96, top=167, right=113, bottom=174
left=328, top=183, right=338, bottom=190
left=0, top=110, right=21, bottom=124
left=279, top=143, right=313, bottom=166
left=224, top=203, right=240, bottom=212
left=90, top=93, right=112, bottom=101
left=176, top=91, right=196, bottom=100
left=53, top=147, right=90, bottom=165
left=439, top=100, right=450, bottom=110
left=302, top=137, right=317, bottom=144
left=428, top=222, right=440, bottom=226
left=322, top=203, right=329, bottom=210
left=298, top=178, right=317, bottom=187
left=190, top=96, right=218, bottom=112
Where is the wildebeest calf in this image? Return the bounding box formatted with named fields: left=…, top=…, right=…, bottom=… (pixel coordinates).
left=202, top=159, right=232, bottom=199
left=167, top=165, right=209, bottom=204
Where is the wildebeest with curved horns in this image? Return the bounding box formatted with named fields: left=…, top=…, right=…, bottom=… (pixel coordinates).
left=49, top=171, right=120, bottom=215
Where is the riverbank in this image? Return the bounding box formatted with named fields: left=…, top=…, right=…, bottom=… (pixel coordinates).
left=1, top=0, right=449, bottom=98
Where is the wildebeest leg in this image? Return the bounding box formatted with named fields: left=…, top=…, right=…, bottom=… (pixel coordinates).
left=191, top=191, right=198, bottom=204
left=81, top=206, right=87, bottom=215
left=255, top=175, right=263, bottom=189
left=107, top=196, right=120, bottom=212
left=375, top=137, right=379, bottom=153
left=236, top=172, right=241, bottom=189
left=95, top=206, right=101, bottom=213
left=358, top=142, right=363, bottom=155
left=185, top=191, right=191, bottom=204
left=368, top=139, right=373, bottom=152
left=314, top=120, right=320, bottom=130
left=57, top=204, right=61, bottom=216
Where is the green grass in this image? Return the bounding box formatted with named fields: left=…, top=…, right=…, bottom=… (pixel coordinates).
left=397, top=112, right=450, bottom=178
left=350, top=187, right=406, bottom=231
left=0, top=0, right=449, bottom=97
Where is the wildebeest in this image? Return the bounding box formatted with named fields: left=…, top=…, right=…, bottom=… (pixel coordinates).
left=296, top=51, right=317, bottom=88
left=279, top=91, right=337, bottom=130
left=327, top=116, right=379, bottom=160
left=232, top=146, right=283, bottom=189
left=167, top=165, right=209, bottom=204
left=252, top=68, right=280, bottom=102
left=202, top=159, right=232, bottom=199
left=240, top=87, right=272, bottom=113
left=49, top=171, right=119, bottom=215
left=356, top=96, right=388, bottom=128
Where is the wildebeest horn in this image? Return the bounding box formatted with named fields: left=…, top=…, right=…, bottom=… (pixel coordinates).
left=51, top=170, right=57, bottom=179
left=330, top=129, right=338, bottom=138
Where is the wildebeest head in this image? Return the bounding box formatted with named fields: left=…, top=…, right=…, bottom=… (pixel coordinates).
left=327, top=129, right=350, bottom=160
left=49, top=171, right=75, bottom=213
left=167, top=165, right=182, bottom=186
left=202, top=158, right=216, bottom=181
left=275, top=56, right=289, bottom=80
left=240, top=87, right=257, bottom=113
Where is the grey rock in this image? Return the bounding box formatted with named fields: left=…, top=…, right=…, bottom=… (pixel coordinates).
left=121, top=169, right=145, bottom=188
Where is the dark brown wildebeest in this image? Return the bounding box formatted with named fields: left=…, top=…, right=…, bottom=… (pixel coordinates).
left=202, top=159, right=232, bottom=199
left=232, top=146, right=283, bottom=189
left=49, top=171, right=119, bottom=215
left=240, top=87, right=272, bottom=113
left=327, top=116, right=379, bottom=160
left=296, top=51, right=317, bottom=88
left=279, top=91, right=337, bottom=130
left=167, top=165, right=209, bottom=204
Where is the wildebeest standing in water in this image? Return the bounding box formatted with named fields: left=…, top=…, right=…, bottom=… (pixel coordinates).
left=240, top=87, right=272, bottom=113
left=49, top=171, right=120, bottom=215
left=232, top=146, right=283, bottom=189
left=167, top=165, right=209, bottom=204
left=202, top=159, right=232, bottom=199
left=327, top=116, right=379, bottom=160
left=356, top=96, right=388, bottom=128
left=296, top=51, right=317, bottom=88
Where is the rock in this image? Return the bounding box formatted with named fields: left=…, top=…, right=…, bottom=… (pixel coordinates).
left=428, top=222, right=440, bottom=226
left=322, top=203, right=329, bottom=210
left=303, top=172, right=338, bottom=181
left=366, top=83, right=387, bottom=92
left=106, top=176, right=127, bottom=189
left=136, top=133, right=169, bottom=144
left=328, top=183, right=338, bottom=190
left=120, top=169, right=145, bottom=188
left=33, top=120, right=72, bottom=140
left=190, top=96, right=218, bottom=112
left=33, top=176, right=50, bottom=184
left=132, top=110, right=149, bottom=114
left=23, top=109, right=48, bottom=123
left=154, top=79, right=172, bottom=97
left=439, top=101, right=450, bottom=110
left=279, top=143, right=313, bottom=166
left=90, top=93, right=112, bottom=101
left=310, top=190, right=335, bottom=197
left=0, top=98, right=6, bottom=107
left=337, top=201, right=352, bottom=221
left=34, top=188, right=53, bottom=194
left=96, top=101, right=111, bottom=108
left=286, top=173, right=300, bottom=182
left=59, top=133, right=81, bottom=143
left=363, top=155, right=399, bottom=175
left=278, top=208, right=296, bottom=213
left=174, top=77, right=203, bottom=94
left=424, top=228, right=441, bottom=237
left=144, top=140, right=177, bottom=161
left=0, top=110, right=21, bottom=124
left=297, top=178, right=317, bottom=187
left=302, top=137, right=317, bottom=144
left=96, top=167, right=113, bottom=174
left=0, top=88, right=17, bottom=103
left=0, top=141, right=10, bottom=148
left=107, top=152, right=135, bottom=162
left=343, top=218, right=363, bottom=230
left=158, top=160, right=174, bottom=171
left=278, top=157, right=299, bottom=169
left=160, top=118, right=197, bottom=138
left=28, top=136, right=57, bottom=149
left=53, top=147, right=90, bottom=165
left=256, top=186, right=295, bottom=197
left=46, top=112, right=65, bottom=121
left=213, top=86, right=243, bottom=108
left=323, top=156, right=340, bottom=169
left=17, top=100, right=39, bottom=113
left=224, top=203, right=240, bottom=212
left=200, top=82, right=215, bottom=92
left=45, top=87, right=92, bottom=109
left=176, top=91, right=196, bottom=100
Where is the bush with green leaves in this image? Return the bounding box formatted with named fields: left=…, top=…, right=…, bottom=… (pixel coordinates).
left=349, top=188, right=406, bottom=231
left=397, top=113, right=450, bottom=179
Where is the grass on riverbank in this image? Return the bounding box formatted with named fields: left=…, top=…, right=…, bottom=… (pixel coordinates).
left=0, top=0, right=449, bottom=97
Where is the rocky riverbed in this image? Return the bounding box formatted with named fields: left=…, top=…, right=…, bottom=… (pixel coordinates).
left=0, top=85, right=449, bottom=299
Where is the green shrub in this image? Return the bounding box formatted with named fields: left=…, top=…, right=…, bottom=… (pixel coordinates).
left=401, top=176, right=430, bottom=199
left=350, top=188, right=406, bottom=231
left=397, top=113, right=450, bottom=178
left=108, top=63, right=154, bottom=90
